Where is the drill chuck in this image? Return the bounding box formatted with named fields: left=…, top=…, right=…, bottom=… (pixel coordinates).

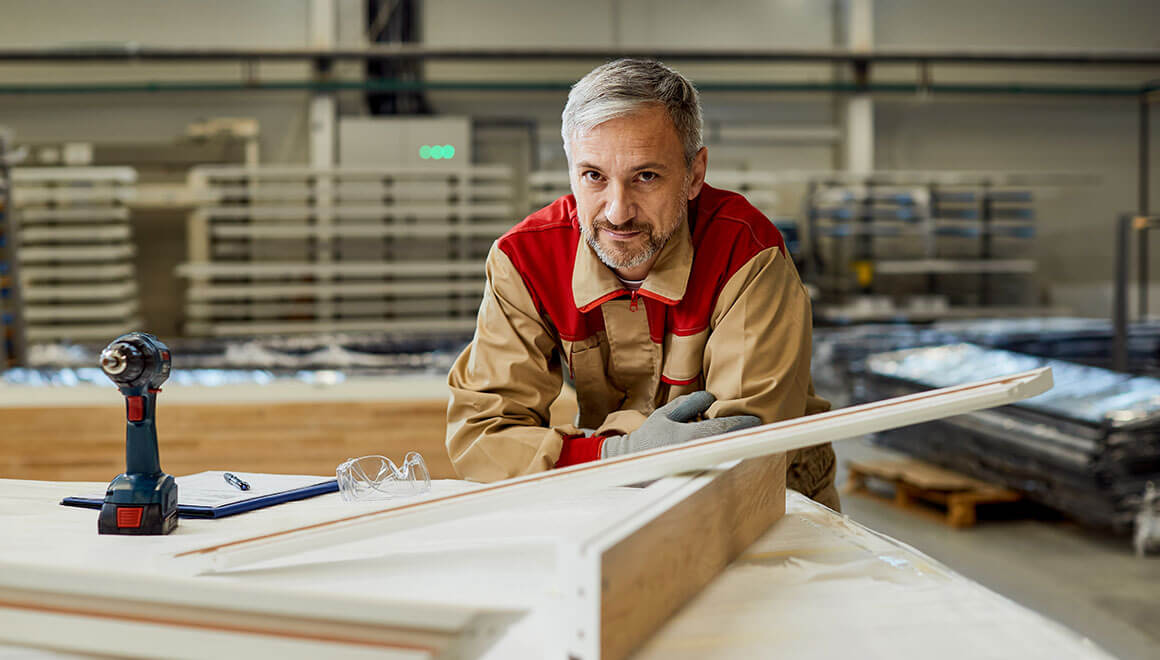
left=100, top=343, right=142, bottom=380
left=99, top=333, right=171, bottom=391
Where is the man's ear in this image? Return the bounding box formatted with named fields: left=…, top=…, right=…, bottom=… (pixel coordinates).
left=687, top=147, right=708, bottom=200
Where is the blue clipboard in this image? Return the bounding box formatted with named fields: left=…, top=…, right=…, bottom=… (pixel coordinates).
left=60, top=479, right=338, bottom=519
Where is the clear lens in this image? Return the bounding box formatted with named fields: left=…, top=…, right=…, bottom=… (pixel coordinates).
left=336, top=451, right=431, bottom=502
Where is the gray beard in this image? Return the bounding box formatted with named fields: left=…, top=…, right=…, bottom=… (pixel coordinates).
left=581, top=205, right=685, bottom=273
left=582, top=226, right=662, bottom=271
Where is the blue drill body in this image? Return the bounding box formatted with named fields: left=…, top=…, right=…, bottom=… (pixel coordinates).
left=97, top=332, right=178, bottom=535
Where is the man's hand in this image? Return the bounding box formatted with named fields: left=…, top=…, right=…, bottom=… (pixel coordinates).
left=600, top=391, right=762, bottom=458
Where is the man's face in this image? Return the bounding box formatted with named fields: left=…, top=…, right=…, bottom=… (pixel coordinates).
left=568, top=104, right=707, bottom=279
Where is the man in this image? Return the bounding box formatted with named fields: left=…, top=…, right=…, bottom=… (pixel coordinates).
left=446, top=58, right=838, bottom=510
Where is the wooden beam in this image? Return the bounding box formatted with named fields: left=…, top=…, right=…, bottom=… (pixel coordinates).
left=598, top=454, right=786, bottom=660
left=166, top=367, right=1052, bottom=574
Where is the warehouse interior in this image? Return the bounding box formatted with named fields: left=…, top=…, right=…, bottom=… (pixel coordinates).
left=1, top=1, right=1159, bottom=658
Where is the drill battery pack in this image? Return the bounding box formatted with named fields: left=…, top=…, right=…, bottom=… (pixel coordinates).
left=98, top=502, right=178, bottom=535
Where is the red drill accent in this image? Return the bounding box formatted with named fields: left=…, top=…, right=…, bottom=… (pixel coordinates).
left=126, top=396, right=145, bottom=422
left=116, top=507, right=143, bottom=528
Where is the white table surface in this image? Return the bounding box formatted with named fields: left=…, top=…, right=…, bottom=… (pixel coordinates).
left=0, top=478, right=1113, bottom=660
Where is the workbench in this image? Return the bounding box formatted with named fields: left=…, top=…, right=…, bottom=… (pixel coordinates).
left=0, top=477, right=1112, bottom=659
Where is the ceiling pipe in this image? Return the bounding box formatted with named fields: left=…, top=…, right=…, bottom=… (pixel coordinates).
left=0, top=80, right=1151, bottom=96
left=0, top=45, right=1158, bottom=66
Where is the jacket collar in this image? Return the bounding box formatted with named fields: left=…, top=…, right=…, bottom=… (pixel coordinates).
left=572, top=210, right=693, bottom=313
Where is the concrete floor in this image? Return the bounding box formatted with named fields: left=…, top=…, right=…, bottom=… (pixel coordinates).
left=833, top=439, right=1160, bottom=660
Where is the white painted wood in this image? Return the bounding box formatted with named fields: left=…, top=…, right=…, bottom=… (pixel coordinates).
left=186, top=298, right=481, bottom=320
left=12, top=187, right=136, bottom=205
left=193, top=317, right=480, bottom=337
left=210, top=221, right=514, bottom=239
left=165, top=368, right=1052, bottom=574
left=180, top=165, right=513, bottom=337
left=0, top=561, right=518, bottom=660
left=176, top=261, right=484, bottom=278
left=193, top=165, right=512, bottom=179
left=186, top=280, right=483, bottom=301
left=17, top=207, right=130, bottom=223
left=11, top=167, right=136, bottom=184
left=18, top=244, right=134, bottom=262
left=21, top=263, right=134, bottom=281
left=206, top=182, right=513, bottom=202
left=0, top=477, right=1112, bottom=660
left=22, top=300, right=137, bottom=321
left=0, top=611, right=431, bottom=660
left=203, top=204, right=514, bottom=221
left=11, top=167, right=140, bottom=343
left=23, top=281, right=137, bottom=300
left=18, top=225, right=131, bottom=242
left=23, top=322, right=142, bottom=341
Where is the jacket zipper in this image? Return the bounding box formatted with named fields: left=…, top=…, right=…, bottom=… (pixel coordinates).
left=629, top=290, right=639, bottom=312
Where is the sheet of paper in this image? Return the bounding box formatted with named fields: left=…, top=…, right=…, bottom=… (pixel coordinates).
left=79, top=471, right=334, bottom=508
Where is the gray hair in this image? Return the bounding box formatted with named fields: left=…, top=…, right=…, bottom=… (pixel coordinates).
left=562, top=58, right=703, bottom=167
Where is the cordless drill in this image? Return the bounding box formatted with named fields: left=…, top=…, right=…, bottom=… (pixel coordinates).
left=97, top=332, right=178, bottom=535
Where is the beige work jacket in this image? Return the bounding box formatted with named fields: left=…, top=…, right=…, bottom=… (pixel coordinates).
left=446, top=188, right=836, bottom=503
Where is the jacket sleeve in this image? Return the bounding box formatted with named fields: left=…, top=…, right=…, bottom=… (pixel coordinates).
left=702, top=246, right=831, bottom=424
left=446, top=242, right=578, bottom=481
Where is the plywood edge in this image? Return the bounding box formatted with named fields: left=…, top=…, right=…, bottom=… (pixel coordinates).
left=0, top=561, right=522, bottom=659
left=598, top=453, right=787, bottom=660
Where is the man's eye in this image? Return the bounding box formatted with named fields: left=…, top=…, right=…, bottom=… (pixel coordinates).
left=637, top=171, right=658, bottom=183
left=582, top=171, right=603, bottom=183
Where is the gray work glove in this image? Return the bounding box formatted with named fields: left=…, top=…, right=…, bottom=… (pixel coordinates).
left=600, top=391, right=762, bottom=458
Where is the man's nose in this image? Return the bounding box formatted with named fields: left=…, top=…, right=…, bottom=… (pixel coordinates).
left=603, top=182, right=635, bottom=226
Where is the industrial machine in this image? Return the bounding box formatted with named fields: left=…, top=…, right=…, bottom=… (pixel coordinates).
left=96, top=332, right=177, bottom=535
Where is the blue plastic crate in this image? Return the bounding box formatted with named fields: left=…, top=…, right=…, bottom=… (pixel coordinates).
left=989, top=191, right=1033, bottom=203
left=933, top=191, right=977, bottom=203
left=936, top=208, right=979, bottom=220
left=934, top=226, right=981, bottom=237
left=993, top=207, right=1035, bottom=219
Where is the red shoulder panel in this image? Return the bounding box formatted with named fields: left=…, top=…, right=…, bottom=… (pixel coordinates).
left=497, top=186, right=785, bottom=344
left=667, top=185, right=785, bottom=336
left=497, top=195, right=604, bottom=342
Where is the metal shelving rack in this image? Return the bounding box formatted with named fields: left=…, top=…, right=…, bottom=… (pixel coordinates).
left=0, top=132, right=27, bottom=367
left=12, top=167, right=141, bottom=343
left=807, top=175, right=1048, bottom=322
left=178, top=165, right=516, bottom=337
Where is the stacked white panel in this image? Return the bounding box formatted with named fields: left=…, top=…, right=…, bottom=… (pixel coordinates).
left=10, top=167, right=140, bottom=341
left=179, top=166, right=515, bottom=337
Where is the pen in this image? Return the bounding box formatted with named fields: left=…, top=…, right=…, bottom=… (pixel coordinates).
left=223, top=472, right=250, bottom=491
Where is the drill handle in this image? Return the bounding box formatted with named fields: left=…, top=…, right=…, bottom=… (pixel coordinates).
left=124, top=390, right=162, bottom=476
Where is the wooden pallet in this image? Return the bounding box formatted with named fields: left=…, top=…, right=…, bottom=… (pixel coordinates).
left=845, top=457, right=1022, bottom=528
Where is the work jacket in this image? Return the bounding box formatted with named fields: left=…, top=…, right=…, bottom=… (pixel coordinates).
left=447, top=184, right=837, bottom=504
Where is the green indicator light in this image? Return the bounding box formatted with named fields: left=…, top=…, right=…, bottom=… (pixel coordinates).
left=419, top=144, right=455, bottom=160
